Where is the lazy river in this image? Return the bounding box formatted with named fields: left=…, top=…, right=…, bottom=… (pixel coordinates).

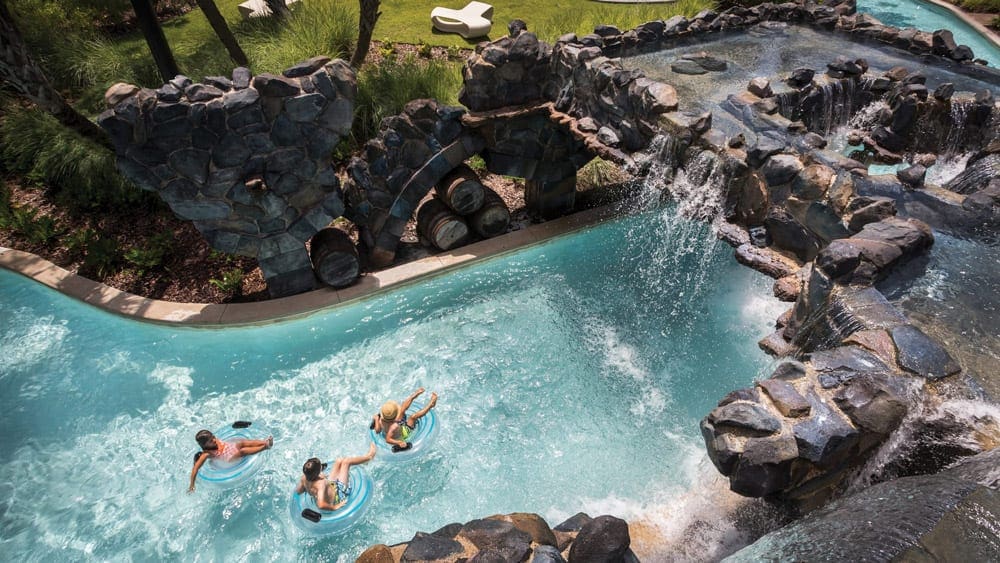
left=0, top=206, right=786, bottom=560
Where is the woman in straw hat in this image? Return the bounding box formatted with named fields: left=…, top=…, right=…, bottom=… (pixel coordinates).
left=371, top=387, right=438, bottom=452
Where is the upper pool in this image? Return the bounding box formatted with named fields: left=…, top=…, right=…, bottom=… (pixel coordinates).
left=859, top=0, right=999, bottom=66
left=0, top=206, right=784, bottom=560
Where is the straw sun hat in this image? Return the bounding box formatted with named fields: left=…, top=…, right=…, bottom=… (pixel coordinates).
left=380, top=400, right=400, bottom=422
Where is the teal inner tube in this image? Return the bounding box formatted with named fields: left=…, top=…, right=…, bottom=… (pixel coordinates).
left=288, top=464, right=373, bottom=535
left=194, top=421, right=270, bottom=489
left=369, top=402, right=439, bottom=461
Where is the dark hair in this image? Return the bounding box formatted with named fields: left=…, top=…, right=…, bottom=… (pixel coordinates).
left=196, top=430, right=217, bottom=451
left=302, top=458, right=325, bottom=481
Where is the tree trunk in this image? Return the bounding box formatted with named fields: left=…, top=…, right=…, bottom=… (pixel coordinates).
left=0, top=2, right=110, bottom=148
left=195, top=0, right=248, bottom=67
left=264, top=0, right=291, bottom=20
left=350, top=0, right=382, bottom=69
left=129, top=0, right=180, bottom=82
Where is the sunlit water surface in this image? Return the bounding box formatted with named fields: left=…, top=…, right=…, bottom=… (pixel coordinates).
left=0, top=208, right=786, bottom=561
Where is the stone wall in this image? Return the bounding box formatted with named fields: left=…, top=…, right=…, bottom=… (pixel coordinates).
left=98, top=57, right=355, bottom=297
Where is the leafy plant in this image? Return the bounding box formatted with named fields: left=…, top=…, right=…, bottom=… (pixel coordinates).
left=378, top=39, right=397, bottom=59
left=64, top=227, right=98, bottom=259
left=24, top=213, right=63, bottom=246
left=446, top=44, right=463, bottom=60
left=0, top=180, right=12, bottom=229
left=83, top=235, right=121, bottom=278
left=417, top=40, right=433, bottom=58
left=209, top=267, right=245, bottom=295
left=124, top=230, right=174, bottom=273
left=3, top=205, right=63, bottom=246
left=466, top=154, right=487, bottom=172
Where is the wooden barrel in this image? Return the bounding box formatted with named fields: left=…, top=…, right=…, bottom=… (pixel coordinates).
left=417, top=198, right=468, bottom=250
left=435, top=164, right=485, bottom=215
left=468, top=187, right=510, bottom=238
left=309, top=227, right=360, bottom=288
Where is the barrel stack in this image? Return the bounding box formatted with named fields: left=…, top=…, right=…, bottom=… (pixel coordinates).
left=417, top=164, right=510, bottom=250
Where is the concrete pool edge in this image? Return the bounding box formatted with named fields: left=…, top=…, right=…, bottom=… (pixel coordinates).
left=0, top=203, right=623, bottom=326
left=922, top=0, right=1000, bottom=51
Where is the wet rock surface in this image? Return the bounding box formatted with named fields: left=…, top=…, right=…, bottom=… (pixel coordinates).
left=372, top=512, right=633, bottom=563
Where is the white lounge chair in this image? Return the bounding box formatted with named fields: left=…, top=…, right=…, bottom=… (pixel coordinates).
left=430, top=1, right=494, bottom=39
left=238, top=0, right=301, bottom=20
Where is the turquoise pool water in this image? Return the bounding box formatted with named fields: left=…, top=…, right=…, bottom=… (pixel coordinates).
left=0, top=208, right=784, bottom=560
left=859, top=0, right=999, bottom=65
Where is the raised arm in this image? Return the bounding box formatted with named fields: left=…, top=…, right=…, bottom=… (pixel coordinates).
left=189, top=453, right=208, bottom=492
left=400, top=387, right=425, bottom=412
left=294, top=476, right=306, bottom=495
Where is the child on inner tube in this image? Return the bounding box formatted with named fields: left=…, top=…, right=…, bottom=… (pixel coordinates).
left=296, top=443, right=376, bottom=511
left=371, top=387, right=438, bottom=452
left=188, top=429, right=273, bottom=492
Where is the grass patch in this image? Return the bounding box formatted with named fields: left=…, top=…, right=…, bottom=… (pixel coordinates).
left=354, top=55, right=462, bottom=142
left=240, top=0, right=357, bottom=74
left=0, top=105, right=148, bottom=210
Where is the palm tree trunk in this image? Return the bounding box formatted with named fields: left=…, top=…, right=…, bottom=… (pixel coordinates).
left=350, top=0, right=381, bottom=69
left=194, top=0, right=248, bottom=66
left=129, top=0, right=180, bottom=82
left=0, top=1, right=110, bottom=148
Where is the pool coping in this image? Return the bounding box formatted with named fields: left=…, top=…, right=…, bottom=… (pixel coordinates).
left=923, top=0, right=1000, bottom=51
left=0, top=203, right=623, bottom=326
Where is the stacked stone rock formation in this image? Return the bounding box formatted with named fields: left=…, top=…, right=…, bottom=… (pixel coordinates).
left=98, top=57, right=356, bottom=297
left=358, top=512, right=636, bottom=563
left=698, top=54, right=997, bottom=504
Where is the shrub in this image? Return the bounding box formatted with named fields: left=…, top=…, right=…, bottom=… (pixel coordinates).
left=124, top=230, right=174, bottom=273
left=0, top=180, right=11, bottom=228
left=466, top=154, right=487, bottom=172
left=0, top=105, right=148, bottom=211
left=64, top=227, right=98, bottom=260
left=353, top=55, right=461, bottom=143
left=417, top=40, right=433, bottom=58
left=209, top=267, right=245, bottom=295
left=82, top=235, right=121, bottom=278
left=2, top=204, right=63, bottom=246
left=378, top=39, right=397, bottom=60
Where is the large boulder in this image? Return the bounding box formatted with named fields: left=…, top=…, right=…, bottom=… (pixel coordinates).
left=568, top=515, right=631, bottom=562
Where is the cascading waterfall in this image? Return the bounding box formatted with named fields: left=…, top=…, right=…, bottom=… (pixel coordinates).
left=847, top=394, right=1000, bottom=495
left=613, top=135, right=795, bottom=561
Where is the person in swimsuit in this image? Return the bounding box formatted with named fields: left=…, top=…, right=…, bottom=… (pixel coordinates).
left=188, top=429, right=273, bottom=492
left=371, top=387, right=438, bottom=452
left=296, top=443, right=376, bottom=511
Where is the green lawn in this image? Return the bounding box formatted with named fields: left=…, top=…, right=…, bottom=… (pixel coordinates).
left=377, top=0, right=713, bottom=46
left=65, top=0, right=712, bottom=110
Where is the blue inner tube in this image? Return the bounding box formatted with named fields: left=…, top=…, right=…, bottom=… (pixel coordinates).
left=288, top=464, right=373, bottom=535
left=194, top=422, right=270, bottom=489
left=369, top=402, right=439, bottom=461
